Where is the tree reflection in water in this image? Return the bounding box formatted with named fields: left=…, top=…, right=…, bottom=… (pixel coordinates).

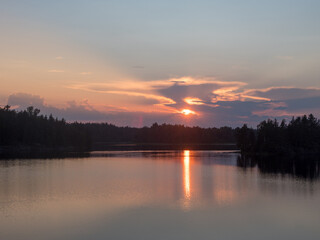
left=237, top=154, right=320, bottom=180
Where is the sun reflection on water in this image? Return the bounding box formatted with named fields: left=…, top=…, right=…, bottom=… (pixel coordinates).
left=184, top=150, right=191, bottom=199
left=183, top=150, right=191, bottom=209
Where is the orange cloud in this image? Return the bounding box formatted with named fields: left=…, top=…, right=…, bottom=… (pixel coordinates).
left=66, top=82, right=176, bottom=112
left=65, top=77, right=320, bottom=124
left=67, top=77, right=263, bottom=117
left=68, top=77, right=246, bottom=96
left=168, top=77, right=246, bottom=87
left=212, top=86, right=270, bottom=103
left=48, top=69, right=65, bottom=73
left=104, top=91, right=176, bottom=105
left=184, top=97, right=204, bottom=105
left=68, top=80, right=172, bottom=92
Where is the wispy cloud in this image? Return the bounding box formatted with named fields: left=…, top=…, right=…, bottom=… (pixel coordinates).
left=67, top=77, right=248, bottom=110
left=68, top=80, right=172, bottom=92
left=67, top=77, right=311, bottom=116
left=80, top=72, right=92, bottom=75
left=7, top=93, right=108, bottom=121
left=9, top=76, right=320, bottom=127
left=184, top=97, right=205, bottom=105
left=243, top=87, right=320, bottom=101
left=6, top=92, right=180, bottom=127
left=101, top=91, right=176, bottom=106
left=48, top=69, right=65, bottom=73
left=55, top=56, right=64, bottom=60
left=168, top=77, right=246, bottom=87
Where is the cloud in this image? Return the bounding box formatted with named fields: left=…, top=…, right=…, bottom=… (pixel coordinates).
left=0, top=94, right=9, bottom=107
left=80, top=72, right=92, bottom=75
left=156, top=77, right=247, bottom=104
left=244, top=87, right=320, bottom=101
left=285, top=97, right=320, bottom=113
left=106, top=91, right=176, bottom=105
left=64, top=77, right=320, bottom=126
left=66, top=77, right=239, bottom=126
left=241, top=87, right=320, bottom=119
left=252, top=102, right=289, bottom=117
left=5, top=92, right=187, bottom=127
left=7, top=76, right=320, bottom=127
left=68, top=83, right=176, bottom=107
left=211, top=87, right=270, bottom=103
left=8, top=93, right=45, bottom=109
left=7, top=93, right=106, bottom=121
left=48, top=69, right=65, bottom=73
left=68, top=80, right=172, bottom=92
left=184, top=97, right=205, bottom=105
left=55, top=56, right=64, bottom=60
left=67, top=77, right=249, bottom=112
left=167, top=77, right=246, bottom=87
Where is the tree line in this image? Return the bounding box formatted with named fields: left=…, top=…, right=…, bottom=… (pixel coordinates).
left=2, top=106, right=319, bottom=155
left=0, top=106, right=91, bottom=150
left=236, top=114, right=320, bottom=155
left=0, top=106, right=235, bottom=150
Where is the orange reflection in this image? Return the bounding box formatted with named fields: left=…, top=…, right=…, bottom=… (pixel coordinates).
left=183, top=150, right=191, bottom=199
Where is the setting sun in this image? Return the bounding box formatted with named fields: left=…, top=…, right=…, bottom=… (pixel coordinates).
left=181, top=109, right=196, bottom=116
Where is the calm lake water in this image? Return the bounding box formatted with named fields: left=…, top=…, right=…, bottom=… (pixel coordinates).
left=0, top=150, right=320, bottom=240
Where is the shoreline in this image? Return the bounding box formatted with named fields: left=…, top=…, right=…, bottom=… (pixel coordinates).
left=0, top=143, right=238, bottom=159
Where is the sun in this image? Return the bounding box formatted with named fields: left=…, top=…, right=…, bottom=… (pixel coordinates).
left=181, top=109, right=196, bottom=116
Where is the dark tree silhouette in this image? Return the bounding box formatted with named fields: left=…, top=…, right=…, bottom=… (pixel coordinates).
left=236, top=114, right=320, bottom=155
left=0, top=106, right=90, bottom=150
left=235, top=124, right=255, bottom=153
left=2, top=106, right=318, bottom=156
left=0, top=106, right=237, bottom=152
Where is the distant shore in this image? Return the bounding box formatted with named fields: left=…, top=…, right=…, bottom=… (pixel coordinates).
left=0, top=145, right=90, bottom=159
left=0, top=143, right=238, bottom=159
left=92, top=142, right=238, bottom=151
left=2, top=107, right=320, bottom=160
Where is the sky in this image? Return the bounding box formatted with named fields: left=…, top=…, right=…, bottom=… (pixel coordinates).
left=1, top=0, right=320, bottom=127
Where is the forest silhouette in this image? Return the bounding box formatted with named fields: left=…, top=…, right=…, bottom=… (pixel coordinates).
left=0, top=106, right=235, bottom=151
left=1, top=106, right=320, bottom=156
left=236, top=114, right=320, bottom=155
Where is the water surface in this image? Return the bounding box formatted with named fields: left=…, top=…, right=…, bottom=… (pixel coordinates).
left=0, top=151, right=319, bottom=240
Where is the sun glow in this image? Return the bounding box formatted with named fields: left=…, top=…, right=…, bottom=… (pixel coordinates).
left=181, top=109, right=196, bottom=116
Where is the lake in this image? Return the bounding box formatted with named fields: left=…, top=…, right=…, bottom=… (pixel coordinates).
left=0, top=150, right=320, bottom=240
